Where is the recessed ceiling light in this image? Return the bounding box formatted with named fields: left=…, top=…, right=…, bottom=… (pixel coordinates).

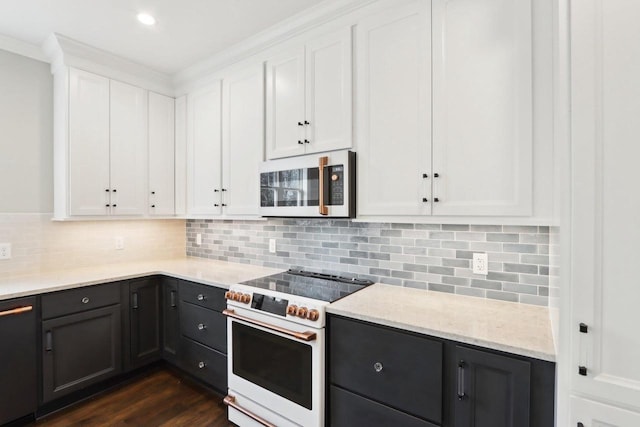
left=137, top=13, right=156, bottom=26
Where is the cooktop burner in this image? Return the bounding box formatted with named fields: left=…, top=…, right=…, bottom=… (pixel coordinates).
left=238, top=269, right=374, bottom=303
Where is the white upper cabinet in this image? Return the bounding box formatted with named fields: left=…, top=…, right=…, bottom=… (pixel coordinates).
left=266, top=27, right=352, bottom=159
left=569, top=0, right=640, bottom=419
left=68, top=69, right=110, bottom=216
left=356, top=1, right=431, bottom=216
left=222, top=63, right=264, bottom=216
left=109, top=80, right=148, bottom=216
left=187, top=81, right=223, bottom=215
left=148, top=92, right=176, bottom=216
left=357, top=0, right=533, bottom=219
left=431, top=0, right=532, bottom=216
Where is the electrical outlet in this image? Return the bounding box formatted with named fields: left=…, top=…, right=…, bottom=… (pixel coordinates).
left=269, top=239, right=277, bottom=253
left=0, top=243, right=11, bottom=260
left=196, top=233, right=202, bottom=246
left=472, top=253, right=488, bottom=275
left=115, top=237, right=124, bottom=250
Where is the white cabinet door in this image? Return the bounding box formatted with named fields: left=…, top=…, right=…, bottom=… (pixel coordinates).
left=68, top=69, right=110, bottom=216
left=265, top=47, right=306, bottom=159
left=570, top=0, right=640, bottom=412
left=431, top=0, right=532, bottom=216
left=187, top=81, right=222, bottom=215
left=571, top=397, right=640, bottom=427
left=304, top=28, right=352, bottom=154
left=356, top=1, right=431, bottom=216
left=109, top=80, right=147, bottom=216
left=222, top=64, right=264, bottom=216
left=148, top=92, right=175, bottom=216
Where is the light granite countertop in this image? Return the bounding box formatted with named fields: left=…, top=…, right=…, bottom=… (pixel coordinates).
left=327, top=283, right=556, bottom=362
left=0, top=257, right=283, bottom=301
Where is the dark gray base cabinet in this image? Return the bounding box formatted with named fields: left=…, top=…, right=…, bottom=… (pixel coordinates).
left=161, top=277, right=179, bottom=364
left=0, top=297, right=37, bottom=425
left=129, top=277, right=162, bottom=369
left=327, top=315, right=555, bottom=427
left=42, top=304, right=122, bottom=403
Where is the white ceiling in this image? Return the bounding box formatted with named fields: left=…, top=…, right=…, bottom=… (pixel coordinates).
left=0, top=0, right=325, bottom=74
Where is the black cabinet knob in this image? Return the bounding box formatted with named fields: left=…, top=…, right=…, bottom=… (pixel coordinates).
left=214, top=204, right=219, bottom=207
left=105, top=204, right=110, bottom=207
left=304, top=139, right=310, bottom=144
left=112, top=204, right=117, bottom=207
left=151, top=205, right=156, bottom=208
left=298, top=121, right=304, bottom=126
left=214, top=189, right=219, bottom=192
left=105, top=189, right=110, bottom=192
left=221, top=188, right=227, bottom=192
left=222, top=204, right=227, bottom=207
left=112, top=189, right=117, bottom=192
left=433, top=173, right=439, bottom=178
left=434, top=198, right=439, bottom=202
left=422, top=198, right=428, bottom=202
left=422, top=173, right=428, bottom=178
left=151, top=191, right=155, bottom=195
left=298, top=140, right=303, bottom=144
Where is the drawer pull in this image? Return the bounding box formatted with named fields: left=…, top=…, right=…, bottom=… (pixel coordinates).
left=197, top=323, right=207, bottom=331
left=373, top=362, right=383, bottom=373
left=81, top=297, right=90, bottom=304
left=457, top=360, right=466, bottom=400
left=0, top=305, right=33, bottom=317
left=197, top=294, right=206, bottom=301
left=224, top=395, right=276, bottom=427
left=223, top=309, right=316, bottom=342
left=198, top=361, right=206, bottom=369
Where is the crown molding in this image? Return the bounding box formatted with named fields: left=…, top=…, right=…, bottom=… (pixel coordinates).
left=173, top=0, right=376, bottom=92
left=42, top=33, right=175, bottom=96
left=0, top=33, right=48, bottom=62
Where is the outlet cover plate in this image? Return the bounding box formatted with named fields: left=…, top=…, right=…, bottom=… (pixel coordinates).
left=0, top=243, right=12, bottom=260
left=472, top=253, right=488, bottom=275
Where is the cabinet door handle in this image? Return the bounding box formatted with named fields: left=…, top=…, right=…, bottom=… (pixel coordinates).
left=197, top=323, right=207, bottom=331
left=297, top=121, right=304, bottom=126
left=304, top=120, right=310, bottom=125
left=151, top=204, right=156, bottom=208
left=112, top=204, right=117, bottom=207
left=81, top=297, right=90, bottom=304
left=197, top=294, right=206, bottom=301
left=422, top=198, right=429, bottom=203
left=304, top=139, right=310, bottom=144
left=45, top=331, right=53, bottom=352
left=373, top=362, right=383, bottom=373
left=198, top=361, right=206, bottom=369
left=457, top=360, right=466, bottom=400
left=132, top=292, right=139, bottom=309
left=298, top=140, right=303, bottom=144
left=112, top=189, right=117, bottom=193
left=0, top=305, right=32, bottom=317
left=170, top=290, right=176, bottom=308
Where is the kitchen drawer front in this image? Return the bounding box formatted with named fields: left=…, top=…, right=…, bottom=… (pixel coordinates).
left=179, top=337, right=227, bottom=393
left=329, top=315, right=443, bottom=424
left=42, top=282, right=121, bottom=319
left=329, top=386, right=439, bottom=427
left=180, top=301, right=227, bottom=353
left=179, top=280, right=226, bottom=312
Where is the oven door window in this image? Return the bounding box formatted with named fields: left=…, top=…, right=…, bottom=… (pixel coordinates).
left=232, top=322, right=312, bottom=410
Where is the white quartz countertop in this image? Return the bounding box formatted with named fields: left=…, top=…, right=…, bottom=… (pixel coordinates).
left=0, top=257, right=283, bottom=301
left=327, top=283, right=556, bottom=362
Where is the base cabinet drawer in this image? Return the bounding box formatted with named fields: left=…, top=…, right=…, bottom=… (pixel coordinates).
left=179, top=280, right=226, bottom=312
left=42, top=305, right=122, bottom=403
left=329, top=316, right=443, bottom=423
left=42, top=282, right=121, bottom=319
left=179, top=337, right=227, bottom=393
left=180, top=301, right=227, bottom=353
left=329, top=386, right=439, bottom=427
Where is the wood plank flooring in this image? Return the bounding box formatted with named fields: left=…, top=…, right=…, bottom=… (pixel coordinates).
left=32, top=369, right=235, bottom=426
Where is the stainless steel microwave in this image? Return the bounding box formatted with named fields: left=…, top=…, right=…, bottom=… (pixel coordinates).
left=259, top=150, right=355, bottom=218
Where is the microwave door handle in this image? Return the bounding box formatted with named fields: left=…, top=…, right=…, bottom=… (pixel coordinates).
left=319, top=156, right=329, bottom=215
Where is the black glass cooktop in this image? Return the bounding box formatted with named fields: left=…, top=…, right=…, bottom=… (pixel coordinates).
left=238, top=269, right=374, bottom=303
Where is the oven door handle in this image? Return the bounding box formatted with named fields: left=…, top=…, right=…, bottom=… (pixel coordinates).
left=223, top=309, right=317, bottom=342
left=224, top=395, right=277, bottom=427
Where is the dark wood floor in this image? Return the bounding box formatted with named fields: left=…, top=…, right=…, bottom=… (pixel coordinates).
left=32, top=369, right=235, bottom=426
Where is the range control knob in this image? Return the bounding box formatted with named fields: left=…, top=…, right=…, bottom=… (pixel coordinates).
left=233, top=293, right=243, bottom=302
left=286, top=305, right=298, bottom=316
left=240, top=293, right=251, bottom=304
left=296, top=306, right=308, bottom=318
left=307, top=309, right=320, bottom=321
left=224, top=291, right=234, bottom=300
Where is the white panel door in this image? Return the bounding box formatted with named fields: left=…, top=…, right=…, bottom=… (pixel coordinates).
left=570, top=0, right=640, bottom=412
left=431, top=0, right=532, bottom=216
left=222, top=64, right=264, bottom=216
left=265, top=47, right=306, bottom=159
left=356, top=0, right=431, bottom=216
left=304, top=27, right=352, bottom=154
left=571, top=396, right=640, bottom=427
left=174, top=95, right=187, bottom=215
left=109, top=80, right=147, bottom=216
left=148, top=92, right=175, bottom=216
left=187, top=81, right=222, bottom=215
left=68, top=69, right=110, bottom=216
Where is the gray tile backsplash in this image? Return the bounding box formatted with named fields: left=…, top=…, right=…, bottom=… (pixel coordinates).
left=186, top=219, right=550, bottom=306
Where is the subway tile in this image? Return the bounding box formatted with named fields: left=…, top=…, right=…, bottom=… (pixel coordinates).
left=519, top=295, right=548, bottom=306
left=504, top=263, right=538, bottom=274
left=487, top=233, right=519, bottom=243
left=428, top=265, right=455, bottom=276
left=442, top=276, right=470, bottom=286
left=455, top=232, right=486, bottom=241
left=503, top=283, right=538, bottom=295
left=403, top=280, right=428, bottom=290
left=486, top=272, right=519, bottom=283
left=442, top=240, right=469, bottom=249
left=428, top=282, right=455, bottom=293
left=392, top=270, right=414, bottom=279
left=503, top=225, right=538, bottom=233
left=403, top=263, right=429, bottom=273
left=442, top=224, right=469, bottom=231
left=403, top=246, right=427, bottom=255
left=442, top=258, right=470, bottom=268
left=469, top=224, right=502, bottom=232
left=470, top=279, right=502, bottom=290
left=429, top=231, right=455, bottom=240
left=503, top=244, right=537, bottom=254
left=369, top=252, right=391, bottom=261
left=486, top=290, right=519, bottom=303
left=455, top=287, right=486, bottom=298
left=521, top=254, right=549, bottom=265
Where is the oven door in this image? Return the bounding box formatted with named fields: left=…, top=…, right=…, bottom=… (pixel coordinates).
left=259, top=149, right=354, bottom=218
left=225, top=307, right=324, bottom=427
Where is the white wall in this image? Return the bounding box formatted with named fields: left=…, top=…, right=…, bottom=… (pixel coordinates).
left=0, top=49, right=53, bottom=213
